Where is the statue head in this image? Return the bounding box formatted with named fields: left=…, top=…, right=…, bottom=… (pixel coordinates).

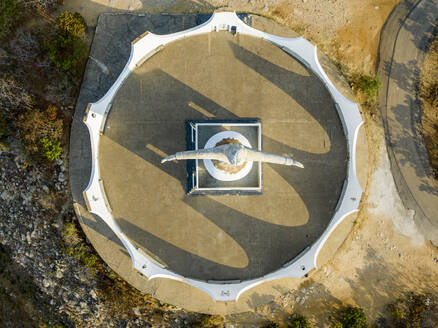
left=224, top=143, right=247, bottom=166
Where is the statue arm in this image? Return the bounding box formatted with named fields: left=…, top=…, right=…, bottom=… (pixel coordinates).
left=161, top=146, right=230, bottom=163
left=245, top=148, right=304, bottom=168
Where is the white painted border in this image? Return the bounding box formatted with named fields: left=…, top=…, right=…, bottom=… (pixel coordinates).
left=82, top=11, right=363, bottom=302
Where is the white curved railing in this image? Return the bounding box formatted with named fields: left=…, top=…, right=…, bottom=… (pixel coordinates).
left=82, top=11, right=363, bottom=302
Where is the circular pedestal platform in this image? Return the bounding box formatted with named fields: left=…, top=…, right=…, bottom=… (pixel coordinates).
left=70, top=13, right=368, bottom=314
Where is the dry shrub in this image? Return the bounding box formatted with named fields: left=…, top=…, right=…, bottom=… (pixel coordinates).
left=192, top=314, right=224, bottom=328
left=288, top=314, right=313, bottom=328
left=8, top=29, right=50, bottom=69
left=98, top=274, right=163, bottom=320
left=420, top=36, right=438, bottom=178
left=18, top=0, right=58, bottom=13
left=420, top=38, right=438, bottom=105
left=0, top=19, right=68, bottom=107
left=17, top=104, right=63, bottom=156
left=350, top=73, right=381, bottom=105
left=0, top=0, right=20, bottom=40
left=388, top=293, right=437, bottom=328
left=0, top=75, right=33, bottom=113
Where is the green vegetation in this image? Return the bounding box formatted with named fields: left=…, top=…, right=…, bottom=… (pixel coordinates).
left=351, top=74, right=381, bottom=105
left=0, top=0, right=20, bottom=40
left=48, top=34, right=87, bottom=71
left=61, top=221, right=81, bottom=244
left=58, top=11, right=86, bottom=37
left=332, top=307, right=369, bottom=328
left=288, top=314, right=313, bottom=328
left=62, top=221, right=100, bottom=274
left=48, top=11, right=87, bottom=74
left=41, top=138, right=62, bottom=160
left=64, top=243, right=99, bottom=271
left=106, top=269, right=118, bottom=280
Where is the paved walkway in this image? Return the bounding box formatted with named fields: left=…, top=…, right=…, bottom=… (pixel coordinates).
left=378, top=0, right=438, bottom=246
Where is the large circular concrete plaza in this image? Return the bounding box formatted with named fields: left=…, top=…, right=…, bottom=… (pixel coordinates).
left=70, top=14, right=368, bottom=313
left=99, top=32, right=347, bottom=281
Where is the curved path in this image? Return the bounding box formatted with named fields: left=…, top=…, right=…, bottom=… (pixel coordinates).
left=378, top=0, right=438, bottom=245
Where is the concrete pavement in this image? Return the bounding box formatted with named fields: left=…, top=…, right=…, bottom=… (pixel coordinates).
left=377, top=0, right=438, bottom=246
left=101, top=32, right=347, bottom=281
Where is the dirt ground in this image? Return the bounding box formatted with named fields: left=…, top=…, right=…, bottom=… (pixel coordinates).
left=62, top=0, right=400, bottom=75
left=61, top=0, right=438, bottom=325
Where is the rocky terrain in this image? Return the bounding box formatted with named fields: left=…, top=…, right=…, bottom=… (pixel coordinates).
left=0, top=142, right=94, bottom=326
left=0, top=140, right=210, bottom=326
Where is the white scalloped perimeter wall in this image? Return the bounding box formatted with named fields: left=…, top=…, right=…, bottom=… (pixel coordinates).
left=81, top=11, right=363, bottom=302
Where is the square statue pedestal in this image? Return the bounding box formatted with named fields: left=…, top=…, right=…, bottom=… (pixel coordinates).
left=186, top=120, right=262, bottom=195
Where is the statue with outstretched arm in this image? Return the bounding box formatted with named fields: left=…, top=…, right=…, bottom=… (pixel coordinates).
left=161, top=143, right=304, bottom=168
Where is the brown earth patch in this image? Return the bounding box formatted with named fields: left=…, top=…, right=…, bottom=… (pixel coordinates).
left=335, top=0, right=400, bottom=75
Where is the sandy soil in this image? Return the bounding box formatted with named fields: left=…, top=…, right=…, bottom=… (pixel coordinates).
left=61, top=0, right=438, bottom=325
